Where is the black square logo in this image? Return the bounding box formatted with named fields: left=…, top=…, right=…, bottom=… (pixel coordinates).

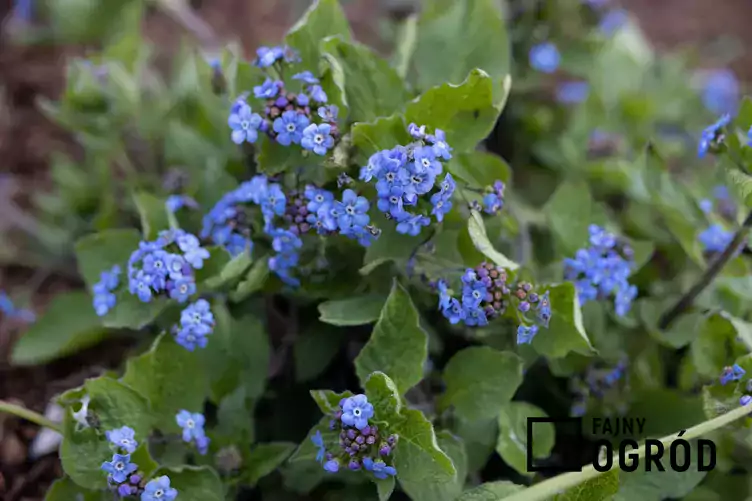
left=527, top=417, right=584, bottom=473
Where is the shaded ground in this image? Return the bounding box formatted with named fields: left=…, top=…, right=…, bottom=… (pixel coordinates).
left=0, top=0, right=751, bottom=498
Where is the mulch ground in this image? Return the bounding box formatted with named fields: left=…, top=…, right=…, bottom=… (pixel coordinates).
left=0, top=0, right=750, bottom=498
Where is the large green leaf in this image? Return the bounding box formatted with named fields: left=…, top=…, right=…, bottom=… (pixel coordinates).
left=412, top=0, right=510, bottom=102
left=294, top=326, right=344, bottom=382
left=552, top=469, right=619, bottom=501
left=320, top=37, right=411, bottom=123
left=467, top=210, right=519, bottom=270
left=531, top=282, right=595, bottom=358
left=11, top=291, right=107, bottom=365
left=543, top=180, right=596, bottom=256
left=496, top=402, right=554, bottom=476
left=354, top=280, right=428, bottom=394
left=364, top=371, right=403, bottom=423
left=44, top=476, right=109, bottom=501
left=351, top=113, right=412, bottom=165
left=121, top=334, right=208, bottom=433
left=284, top=0, right=352, bottom=72
left=152, top=465, right=224, bottom=501
left=446, top=151, right=512, bottom=189
left=392, top=409, right=457, bottom=501
left=405, top=69, right=503, bottom=153
left=246, top=442, right=297, bottom=485
left=132, top=190, right=170, bottom=240
left=318, top=294, right=387, bottom=326
left=438, top=347, right=523, bottom=420
left=59, top=413, right=112, bottom=490
left=456, top=481, right=526, bottom=500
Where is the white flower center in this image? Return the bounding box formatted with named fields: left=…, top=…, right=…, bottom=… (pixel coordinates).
left=314, top=134, right=324, bottom=144
left=353, top=408, right=361, bottom=417
left=186, top=419, right=195, bottom=429
left=155, top=489, right=164, bottom=498
left=241, top=121, right=250, bottom=129
left=115, top=461, right=125, bottom=471
left=286, top=123, right=296, bottom=132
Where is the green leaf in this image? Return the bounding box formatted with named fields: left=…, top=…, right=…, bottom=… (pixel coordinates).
left=246, top=442, right=297, bottom=485
left=496, top=402, right=553, bottom=476
left=552, top=469, right=619, bottom=501
left=691, top=312, right=749, bottom=378
left=310, top=389, right=354, bottom=414
left=318, top=294, right=387, bottom=326
left=121, top=334, right=207, bottom=433
left=392, top=409, right=457, bottom=501
left=446, top=151, right=512, bottom=189
left=11, top=291, right=107, bottom=365
left=412, top=0, right=510, bottom=102
left=365, top=371, right=403, bottom=423
left=543, top=180, right=594, bottom=255
left=203, top=250, right=253, bottom=290
left=216, top=385, right=255, bottom=445
left=453, top=416, right=498, bottom=472
left=456, top=481, right=526, bottom=500
left=257, top=139, right=318, bottom=176
left=153, top=465, right=224, bottom=501
left=44, top=476, right=109, bottom=501
left=360, top=222, right=419, bottom=275
left=84, top=376, right=152, bottom=437
left=285, top=0, right=352, bottom=72
left=320, top=37, right=411, bottom=123
left=59, top=413, right=111, bottom=489
left=531, top=282, right=595, bottom=358
left=199, top=303, right=270, bottom=403
left=294, top=326, right=344, bottom=382
left=132, top=190, right=170, bottom=240
left=438, top=347, right=523, bottom=420
left=405, top=68, right=502, bottom=153
left=229, top=257, right=270, bottom=303
left=351, top=113, right=412, bottom=165
left=354, top=280, right=428, bottom=394
left=436, top=430, right=468, bottom=499
left=376, top=476, right=396, bottom=501
left=467, top=210, right=519, bottom=270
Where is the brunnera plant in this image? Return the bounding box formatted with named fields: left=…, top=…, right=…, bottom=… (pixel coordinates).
left=6, top=0, right=752, bottom=500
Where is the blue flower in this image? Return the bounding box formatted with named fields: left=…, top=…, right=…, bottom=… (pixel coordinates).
left=360, top=151, right=386, bottom=182
left=165, top=195, right=198, bottom=214
left=363, top=457, right=397, bottom=480
left=273, top=111, right=310, bottom=146
left=517, top=325, right=538, bottom=344
left=169, top=277, right=196, bottom=303
left=599, top=9, right=628, bottom=36
left=304, top=185, right=335, bottom=213
left=176, top=410, right=206, bottom=443
left=589, top=224, right=616, bottom=250
left=396, top=214, right=430, bottom=236
left=318, top=105, right=339, bottom=122
left=269, top=228, right=303, bottom=254
left=309, top=85, right=327, bottom=103
left=698, top=114, right=731, bottom=158
left=254, top=46, right=284, bottom=68
left=92, top=265, right=121, bottom=317
left=720, top=364, right=746, bottom=385
left=175, top=299, right=214, bottom=351
left=106, top=426, right=138, bottom=454
left=698, top=224, right=733, bottom=253
left=176, top=233, right=210, bottom=269
left=335, top=189, right=370, bottom=231
left=537, top=291, right=552, bottom=328
left=463, top=304, right=488, bottom=327
left=228, top=102, right=262, bottom=145
left=323, top=459, right=339, bottom=473
left=311, top=430, right=326, bottom=462
left=297, top=93, right=310, bottom=106
left=437, top=280, right=451, bottom=310
left=408, top=123, right=426, bottom=139
left=557, top=81, right=590, bottom=104
left=441, top=298, right=465, bottom=324
left=482, top=193, right=503, bottom=215
left=377, top=186, right=407, bottom=219
left=260, top=182, right=287, bottom=219
left=699, top=199, right=713, bottom=214
left=426, top=128, right=452, bottom=160
left=101, top=453, right=138, bottom=484
left=462, top=277, right=488, bottom=308
left=341, top=394, right=374, bottom=430
left=430, top=190, right=453, bottom=222
left=301, top=123, right=334, bottom=155
left=529, top=42, right=560, bottom=73
left=741, top=395, right=752, bottom=407
left=293, top=71, right=319, bottom=84
left=701, top=69, right=739, bottom=116
left=141, top=476, right=178, bottom=501
left=254, top=78, right=282, bottom=99
left=413, top=146, right=442, bottom=177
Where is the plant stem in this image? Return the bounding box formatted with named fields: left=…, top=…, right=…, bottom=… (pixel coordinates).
left=658, top=209, right=752, bottom=330
left=503, top=402, right=752, bottom=501
left=0, top=400, right=62, bottom=433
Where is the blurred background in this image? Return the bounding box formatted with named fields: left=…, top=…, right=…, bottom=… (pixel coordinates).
left=0, top=0, right=750, bottom=498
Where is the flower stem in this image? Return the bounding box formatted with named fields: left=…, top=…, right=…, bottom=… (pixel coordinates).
left=658, top=209, right=752, bottom=330
left=503, top=402, right=752, bottom=501
left=0, top=400, right=62, bottom=433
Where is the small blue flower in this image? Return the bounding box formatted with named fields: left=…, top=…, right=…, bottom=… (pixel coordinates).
left=701, top=69, right=739, bottom=116
left=292, top=71, right=319, bottom=84
left=720, top=364, right=746, bottom=386
left=301, top=123, right=334, bottom=155
left=254, top=46, right=284, bottom=68
left=341, top=394, right=374, bottom=430
left=396, top=214, right=430, bottom=236
left=363, top=457, right=397, bottom=480
left=462, top=278, right=488, bottom=309
left=178, top=299, right=214, bottom=338
left=698, top=114, right=731, bottom=158
left=409, top=123, right=426, bottom=139
left=699, top=199, right=713, bottom=214
left=537, top=291, right=552, bottom=328
left=529, top=42, right=560, bottom=73
left=309, top=85, right=327, bottom=103
left=254, top=78, right=282, bottom=99
left=169, top=276, right=196, bottom=303
left=556, top=81, right=590, bottom=104
left=273, top=111, right=310, bottom=146
left=297, top=93, right=310, bottom=106
left=463, top=304, right=488, bottom=327
left=229, top=102, right=262, bottom=145
left=437, top=280, right=451, bottom=310
left=517, top=325, right=538, bottom=344
left=323, top=459, right=339, bottom=473
left=698, top=224, right=733, bottom=253
left=176, top=233, right=210, bottom=269
left=92, top=265, right=121, bottom=317
left=482, top=193, right=503, bottom=215
left=430, top=190, right=453, bottom=222
left=269, top=228, right=303, bottom=254
left=441, top=298, right=466, bottom=324
left=335, top=189, right=370, bottom=231
left=599, top=9, right=628, bottom=36
left=101, top=453, right=138, bottom=484
left=176, top=410, right=206, bottom=443
left=588, top=224, right=616, bottom=250
left=318, top=105, right=339, bottom=122
left=260, top=182, right=287, bottom=219
left=311, top=430, right=326, bottom=462
left=165, top=195, right=198, bottom=214
left=741, top=395, right=752, bottom=407
left=413, top=145, right=442, bottom=177
left=106, top=426, right=138, bottom=454
left=377, top=186, right=407, bottom=219
left=141, top=476, right=178, bottom=501
left=304, top=185, right=335, bottom=213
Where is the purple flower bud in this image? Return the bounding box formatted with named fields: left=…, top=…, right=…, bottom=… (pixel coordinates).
left=329, top=420, right=337, bottom=430
left=387, top=435, right=398, bottom=446
left=130, top=474, right=142, bottom=485
left=348, top=460, right=361, bottom=471
left=528, top=293, right=539, bottom=303
left=355, top=435, right=365, bottom=445
left=350, top=443, right=360, bottom=452
left=518, top=301, right=531, bottom=313
left=742, top=395, right=752, bottom=406
left=361, top=425, right=371, bottom=436
left=118, top=484, right=134, bottom=497
left=326, top=452, right=333, bottom=460
left=366, top=435, right=376, bottom=445
left=347, top=429, right=357, bottom=440
left=380, top=445, right=391, bottom=456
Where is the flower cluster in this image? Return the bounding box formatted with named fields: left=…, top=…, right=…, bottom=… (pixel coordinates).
left=176, top=410, right=210, bottom=455
left=92, top=265, right=121, bottom=316
left=564, top=225, right=637, bottom=316
left=361, top=124, right=454, bottom=235
left=697, top=114, right=731, bottom=158
left=570, top=359, right=629, bottom=417
left=436, top=262, right=551, bottom=344
left=202, top=174, right=380, bottom=287
left=127, top=229, right=209, bottom=304
left=720, top=364, right=745, bottom=386
left=228, top=45, right=339, bottom=157
left=0, top=290, right=35, bottom=323
left=478, top=180, right=506, bottom=216
left=311, top=395, right=398, bottom=480
left=172, top=299, right=215, bottom=351
left=101, top=426, right=178, bottom=500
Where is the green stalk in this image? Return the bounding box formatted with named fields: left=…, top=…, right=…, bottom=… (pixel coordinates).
left=392, top=13, right=418, bottom=80
left=0, top=400, right=63, bottom=433
left=503, top=402, right=752, bottom=501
